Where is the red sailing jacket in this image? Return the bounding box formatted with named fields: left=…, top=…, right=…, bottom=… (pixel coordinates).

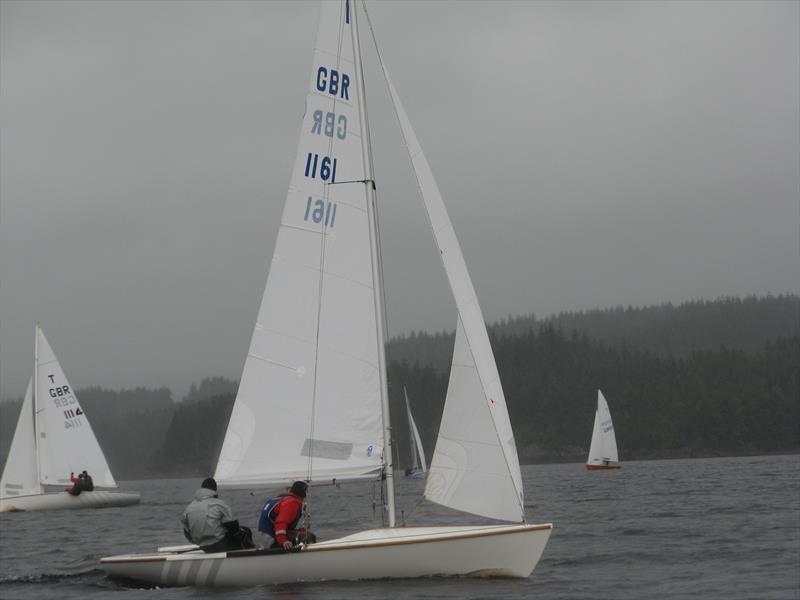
left=272, top=493, right=303, bottom=545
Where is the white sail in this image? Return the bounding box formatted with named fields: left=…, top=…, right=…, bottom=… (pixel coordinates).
left=215, top=1, right=385, bottom=486
left=424, top=318, right=523, bottom=521
left=404, top=388, right=427, bottom=473
left=377, top=64, right=524, bottom=522
left=35, top=326, right=116, bottom=488
left=0, top=378, right=41, bottom=498
left=587, top=390, right=619, bottom=466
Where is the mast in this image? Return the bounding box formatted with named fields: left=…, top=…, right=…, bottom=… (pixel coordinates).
left=33, top=322, right=41, bottom=488
left=350, top=0, right=396, bottom=527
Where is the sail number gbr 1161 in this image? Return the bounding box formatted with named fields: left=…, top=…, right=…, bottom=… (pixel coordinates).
left=304, top=152, right=338, bottom=183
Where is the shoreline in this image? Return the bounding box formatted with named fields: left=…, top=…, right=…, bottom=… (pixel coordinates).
left=519, top=448, right=800, bottom=466
left=110, top=450, right=800, bottom=483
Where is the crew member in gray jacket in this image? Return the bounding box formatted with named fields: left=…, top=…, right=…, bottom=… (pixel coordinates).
left=181, top=477, right=254, bottom=553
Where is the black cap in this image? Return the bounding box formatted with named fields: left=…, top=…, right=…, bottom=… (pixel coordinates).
left=201, top=477, right=218, bottom=491
left=290, top=481, right=308, bottom=498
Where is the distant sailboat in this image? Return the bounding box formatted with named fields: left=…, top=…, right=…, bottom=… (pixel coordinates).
left=586, top=390, right=620, bottom=470
left=0, top=325, right=140, bottom=512
left=101, top=0, right=550, bottom=585
left=403, top=387, right=427, bottom=479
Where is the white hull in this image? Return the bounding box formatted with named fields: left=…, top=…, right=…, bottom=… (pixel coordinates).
left=0, top=490, right=141, bottom=512
left=102, top=523, right=552, bottom=586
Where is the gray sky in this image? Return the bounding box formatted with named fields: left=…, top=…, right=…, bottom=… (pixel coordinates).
left=1, top=0, right=798, bottom=401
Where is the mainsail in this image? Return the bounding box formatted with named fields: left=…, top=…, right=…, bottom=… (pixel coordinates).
left=377, top=63, right=524, bottom=522
left=0, top=378, right=40, bottom=498
left=587, top=389, right=619, bottom=465
left=35, top=326, right=116, bottom=488
left=215, top=1, right=385, bottom=486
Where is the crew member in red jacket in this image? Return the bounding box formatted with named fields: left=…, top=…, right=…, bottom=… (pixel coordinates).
left=65, top=471, right=83, bottom=496
left=267, top=481, right=316, bottom=550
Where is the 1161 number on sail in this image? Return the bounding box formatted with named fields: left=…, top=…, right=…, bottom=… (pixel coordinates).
left=304, top=153, right=338, bottom=182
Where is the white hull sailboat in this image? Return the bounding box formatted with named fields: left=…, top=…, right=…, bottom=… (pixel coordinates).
left=586, top=390, right=621, bottom=471
left=102, top=525, right=551, bottom=586
left=0, top=489, right=141, bottom=512
left=403, top=387, right=427, bottom=479
left=0, top=325, right=140, bottom=512
left=102, top=0, right=551, bottom=585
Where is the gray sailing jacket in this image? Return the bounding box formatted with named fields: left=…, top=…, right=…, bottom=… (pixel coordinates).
left=180, top=487, right=235, bottom=547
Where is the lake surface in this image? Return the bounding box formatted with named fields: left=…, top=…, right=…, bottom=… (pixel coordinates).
left=0, top=455, right=798, bottom=599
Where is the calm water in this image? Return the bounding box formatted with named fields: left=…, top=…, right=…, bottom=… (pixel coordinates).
left=0, top=455, right=798, bottom=599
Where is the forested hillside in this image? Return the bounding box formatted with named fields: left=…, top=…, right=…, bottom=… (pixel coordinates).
left=1, top=295, right=797, bottom=479
left=388, top=294, right=799, bottom=371
left=390, top=329, right=798, bottom=464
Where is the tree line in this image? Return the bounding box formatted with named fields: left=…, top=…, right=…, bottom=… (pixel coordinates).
left=387, top=293, right=799, bottom=371
left=0, top=295, right=797, bottom=479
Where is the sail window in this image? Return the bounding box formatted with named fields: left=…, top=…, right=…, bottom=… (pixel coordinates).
left=300, top=439, right=353, bottom=460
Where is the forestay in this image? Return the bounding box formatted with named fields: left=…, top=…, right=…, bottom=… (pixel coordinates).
left=215, top=1, right=384, bottom=486
left=378, top=63, right=524, bottom=522
left=35, top=327, right=116, bottom=488
left=587, top=390, right=619, bottom=465
left=0, top=378, right=41, bottom=498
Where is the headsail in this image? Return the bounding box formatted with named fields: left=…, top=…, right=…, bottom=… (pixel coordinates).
left=0, top=378, right=41, bottom=498
left=587, top=390, right=619, bottom=466
left=378, top=63, right=524, bottom=522
left=35, top=326, right=116, bottom=488
left=215, top=1, right=385, bottom=486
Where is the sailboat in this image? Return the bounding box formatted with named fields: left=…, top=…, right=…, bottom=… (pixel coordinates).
left=0, top=325, right=141, bottom=511
left=101, top=0, right=551, bottom=585
left=403, top=387, right=427, bottom=479
left=586, top=390, right=621, bottom=470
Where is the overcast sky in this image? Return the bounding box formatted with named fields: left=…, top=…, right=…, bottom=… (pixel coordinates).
left=1, top=0, right=797, bottom=401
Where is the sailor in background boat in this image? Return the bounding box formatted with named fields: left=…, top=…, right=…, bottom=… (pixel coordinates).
left=65, top=471, right=83, bottom=495
left=80, top=470, right=94, bottom=491
left=64, top=470, right=92, bottom=495
left=258, top=481, right=316, bottom=550
left=181, top=478, right=254, bottom=553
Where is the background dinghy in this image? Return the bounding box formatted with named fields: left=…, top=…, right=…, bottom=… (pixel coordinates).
left=0, top=325, right=140, bottom=512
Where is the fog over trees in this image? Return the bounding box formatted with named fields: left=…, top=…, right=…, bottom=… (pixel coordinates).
left=1, top=295, right=797, bottom=479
